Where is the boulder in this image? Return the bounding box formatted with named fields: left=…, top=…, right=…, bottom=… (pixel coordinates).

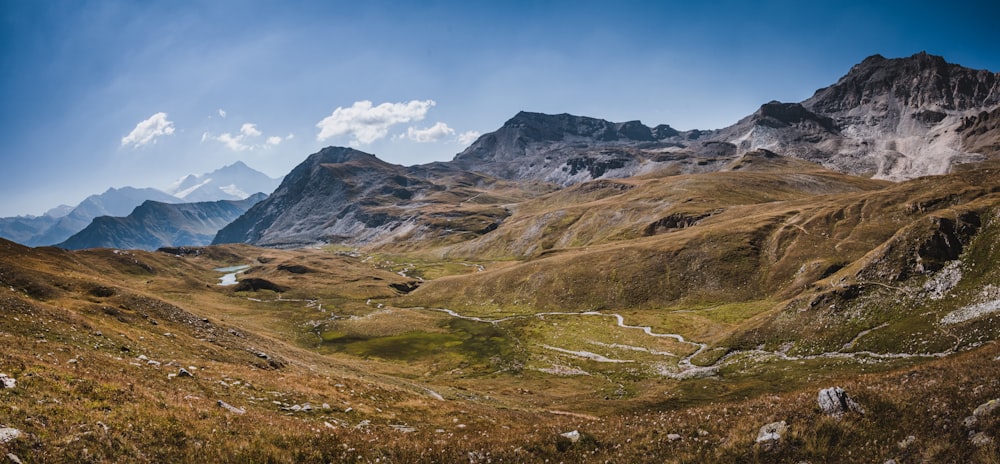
left=177, top=368, right=194, bottom=378
left=755, top=421, right=788, bottom=451
left=0, top=428, right=21, bottom=443
left=818, top=387, right=864, bottom=416
left=0, top=374, right=15, bottom=389
left=217, top=400, right=246, bottom=415
left=559, top=430, right=581, bottom=443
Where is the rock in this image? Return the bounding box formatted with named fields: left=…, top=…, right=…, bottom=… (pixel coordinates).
left=667, top=433, right=682, bottom=441
left=756, top=421, right=788, bottom=451
left=0, top=374, right=15, bottom=389
left=818, top=387, right=864, bottom=416
left=217, top=400, right=246, bottom=415
left=559, top=430, right=581, bottom=443
left=177, top=368, right=193, bottom=378
left=897, top=435, right=917, bottom=450
left=970, top=432, right=994, bottom=447
left=973, top=398, right=1000, bottom=418
left=7, top=453, right=24, bottom=464
left=0, top=428, right=21, bottom=443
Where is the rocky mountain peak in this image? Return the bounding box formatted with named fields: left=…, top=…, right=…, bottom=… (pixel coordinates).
left=804, top=52, right=1000, bottom=114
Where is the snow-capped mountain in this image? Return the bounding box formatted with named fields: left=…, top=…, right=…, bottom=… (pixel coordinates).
left=166, top=161, right=282, bottom=202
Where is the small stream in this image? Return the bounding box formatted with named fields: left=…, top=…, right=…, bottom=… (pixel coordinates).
left=215, top=265, right=250, bottom=286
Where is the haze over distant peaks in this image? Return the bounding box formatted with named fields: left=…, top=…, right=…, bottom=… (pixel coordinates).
left=166, top=161, right=282, bottom=202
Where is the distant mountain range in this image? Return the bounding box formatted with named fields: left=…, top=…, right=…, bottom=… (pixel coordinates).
left=0, top=161, right=280, bottom=248
left=215, top=52, right=1000, bottom=248
left=57, top=193, right=266, bottom=251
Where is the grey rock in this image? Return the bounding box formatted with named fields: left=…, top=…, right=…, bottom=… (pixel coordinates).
left=756, top=421, right=788, bottom=451
left=818, top=386, right=864, bottom=416
left=973, top=398, right=1000, bottom=418
left=217, top=400, right=246, bottom=415
left=667, top=433, right=682, bottom=441
left=177, top=368, right=194, bottom=378
left=0, top=428, right=21, bottom=444
left=0, top=374, right=15, bottom=389
left=559, top=430, right=581, bottom=443
left=970, top=432, right=994, bottom=447
left=7, top=453, right=24, bottom=464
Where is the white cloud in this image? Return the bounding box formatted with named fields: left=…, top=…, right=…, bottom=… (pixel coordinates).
left=218, top=109, right=227, bottom=118
left=406, top=122, right=455, bottom=143
left=316, top=100, right=435, bottom=145
left=240, top=123, right=261, bottom=137
left=121, top=112, right=175, bottom=147
left=286, top=133, right=295, bottom=140
left=215, top=132, right=250, bottom=151
left=205, top=122, right=278, bottom=151
left=458, top=130, right=481, bottom=145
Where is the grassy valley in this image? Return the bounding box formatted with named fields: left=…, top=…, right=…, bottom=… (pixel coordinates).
left=4, top=157, right=1000, bottom=462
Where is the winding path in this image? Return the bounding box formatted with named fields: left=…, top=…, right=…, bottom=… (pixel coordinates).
left=410, top=306, right=959, bottom=378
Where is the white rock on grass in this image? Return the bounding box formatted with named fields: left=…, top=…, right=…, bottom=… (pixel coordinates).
left=818, top=387, right=865, bottom=417
left=0, top=374, right=15, bottom=389
left=755, top=421, right=788, bottom=451
left=0, top=428, right=21, bottom=443
left=217, top=400, right=246, bottom=415
left=559, top=430, right=581, bottom=443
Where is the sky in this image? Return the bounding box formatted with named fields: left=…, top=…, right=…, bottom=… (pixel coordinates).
left=1, top=0, right=999, bottom=217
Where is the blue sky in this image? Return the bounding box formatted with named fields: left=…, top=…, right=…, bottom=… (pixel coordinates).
left=1, top=0, right=998, bottom=217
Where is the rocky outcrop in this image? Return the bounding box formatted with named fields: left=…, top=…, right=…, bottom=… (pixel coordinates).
left=818, top=386, right=865, bottom=417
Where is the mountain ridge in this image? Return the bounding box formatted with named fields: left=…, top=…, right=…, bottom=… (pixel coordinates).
left=214, top=53, right=1000, bottom=249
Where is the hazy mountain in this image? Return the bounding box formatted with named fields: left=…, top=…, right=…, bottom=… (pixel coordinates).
left=166, top=161, right=282, bottom=202
left=23, top=187, right=183, bottom=247
left=57, top=193, right=266, bottom=251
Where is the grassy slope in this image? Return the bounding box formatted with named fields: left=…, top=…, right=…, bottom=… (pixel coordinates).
left=3, top=160, right=1000, bottom=462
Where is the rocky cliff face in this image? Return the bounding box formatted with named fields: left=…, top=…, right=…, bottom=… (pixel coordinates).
left=707, top=52, right=1000, bottom=180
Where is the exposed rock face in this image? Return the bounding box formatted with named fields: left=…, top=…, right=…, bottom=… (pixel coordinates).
left=805, top=52, right=1000, bottom=115
left=214, top=148, right=431, bottom=247
left=453, top=111, right=729, bottom=185
left=798, top=52, right=1000, bottom=179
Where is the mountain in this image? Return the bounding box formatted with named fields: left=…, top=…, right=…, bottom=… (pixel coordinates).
left=452, top=111, right=722, bottom=185
left=23, top=187, right=183, bottom=247
left=213, top=147, right=532, bottom=248
left=165, top=161, right=282, bottom=202
left=217, top=53, right=1000, bottom=250
left=721, top=52, right=1000, bottom=179
left=56, top=193, right=266, bottom=251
